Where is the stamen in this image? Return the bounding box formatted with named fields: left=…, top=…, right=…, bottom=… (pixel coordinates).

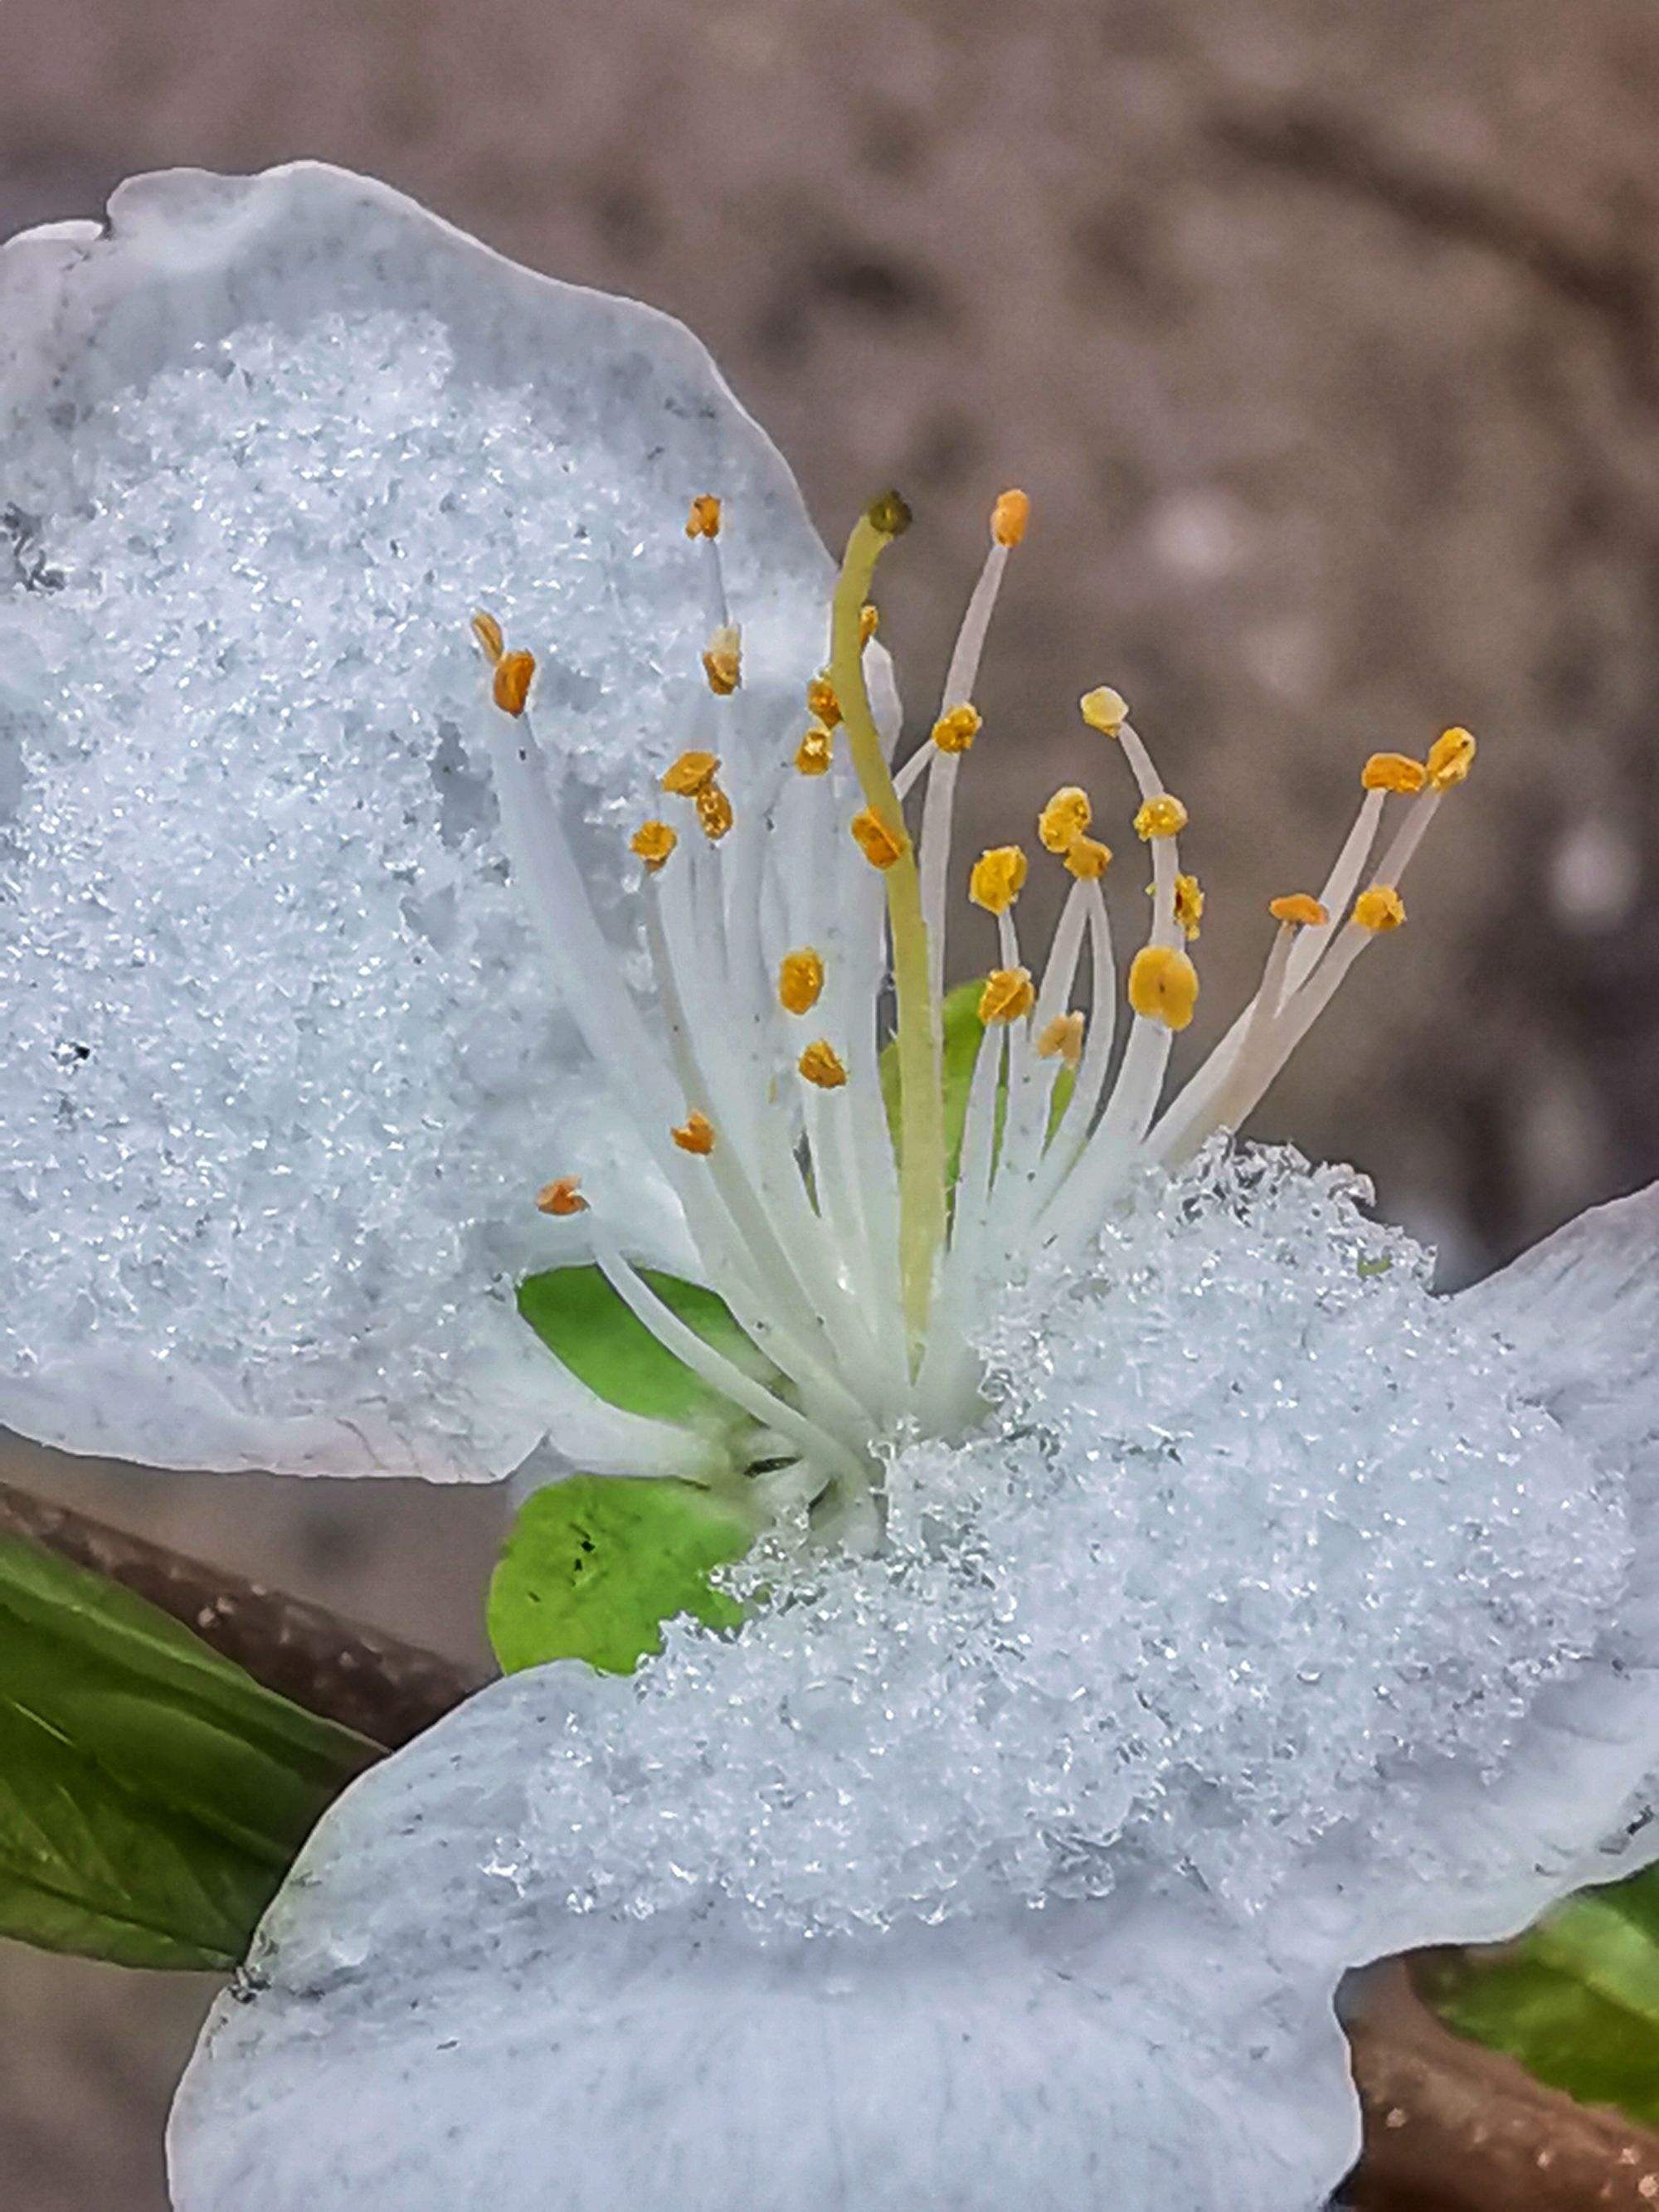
left=1064, top=835, right=1112, bottom=879
left=1134, top=793, right=1188, bottom=841
left=493, top=649, right=536, bottom=717
left=1079, top=685, right=1129, bottom=736
left=1270, top=892, right=1329, bottom=928
left=992, top=488, right=1031, bottom=546
left=932, top=703, right=982, bottom=754
left=980, top=967, right=1036, bottom=1023
left=807, top=675, right=841, bottom=727
left=695, top=783, right=735, bottom=842
left=1172, top=873, right=1204, bottom=940
left=630, top=819, right=679, bottom=873
left=685, top=494, right=722, bottom=538
left=470, top=610, right=504, bottom=664
left=799, top=1040, right=850, bottom=1089
left=1353, top=884, right=1406, bottom=932
left=917, top=488, right=1027, bottom=1004
left=1362, top=752, right=1428, bottom=796
left=535, top=1175, right=588, bottom=1217
left=1038, top=1011, right=1085, bottom=1065
left=969, top=845, right=1028, bottom=914
left=851, top=805, right=909, bottom=870
left=1426, top=725, right=1477, bottom=790
left=859, top=603, right=880, bottom=645
left=671, top=1110, right=718, bottom=1155
left=795, top=727, right=834, bottom=776
left=779, top=948, right=826, bottom=1015
left=663, top=750, right=719, bottom=796
left=1039, top=786, right=1092, bottom=853
left=702, top=625, right=742, bottom=696
left=1127, top=945, right=1199, bottom=1031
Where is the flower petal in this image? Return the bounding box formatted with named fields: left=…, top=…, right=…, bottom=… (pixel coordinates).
left=169, top=1667, right=1359, bottom=2212
left=1282, top=1180, right=1659, bottom=1965
left=1457, top=1179, right=1659, bottom=1504
left=0, top=164, right=831, bottom=1481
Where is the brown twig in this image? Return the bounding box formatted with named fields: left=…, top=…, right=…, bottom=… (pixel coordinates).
left=0, top=1477, right=484, bottom=1748
left=4, top=1480, right=1657, bottom=2206
left=1349, top=1962, right=1659, bottom=2210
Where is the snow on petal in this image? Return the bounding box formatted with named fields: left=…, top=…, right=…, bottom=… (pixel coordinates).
left=0, top=163, right=830, bottom=1481
left=1456, top=1179, right=1659, bottom=1510
left=168, top=1666, right=1360, bottom=2212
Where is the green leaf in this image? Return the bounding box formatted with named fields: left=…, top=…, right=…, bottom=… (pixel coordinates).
left=518, top=1264, right=769, bottom=1430
left=0, top=1532, right=378, bottom=1971
left=880, top=979, right=1074, bottom=1189
left=489, top=1475, right=753, bottom=1678
left=1423, top=1867, right=1659, bottom=2128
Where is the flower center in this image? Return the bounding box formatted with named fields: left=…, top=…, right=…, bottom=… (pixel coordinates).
left=474, top=493, right=1475, bottom=1534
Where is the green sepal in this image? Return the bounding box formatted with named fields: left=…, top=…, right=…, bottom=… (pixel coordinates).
left=518, top=1264, right=769, bottom=1432
left=0, top=1532, right=378, bottom=1972
left=880, top=978, right=1074, bottom=1189
left=489, top=1474, right=755, bottom=1677
left=1423, top=1867, right=1659, bottom=2129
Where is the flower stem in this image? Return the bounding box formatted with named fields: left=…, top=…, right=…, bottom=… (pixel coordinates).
left=830, top=502, right=946, bottom=1355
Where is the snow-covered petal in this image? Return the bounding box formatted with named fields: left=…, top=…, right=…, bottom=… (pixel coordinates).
left=1456, top=1179, right=1659, bottom=1510
left=168, top=1665, right=1360, bottom=2212
left=1293, top=1176, right=1659, bottom=1960
left=0, top=163, right=830, bottom=1480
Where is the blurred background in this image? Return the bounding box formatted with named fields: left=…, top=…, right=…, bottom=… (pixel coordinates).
left=3, top=0, right=1659, bottom=2201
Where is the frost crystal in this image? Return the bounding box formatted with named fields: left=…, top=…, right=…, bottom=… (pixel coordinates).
left=0, top=307, right=805, bottom=1467
left=490, top=1152, right=1624, bottom=1937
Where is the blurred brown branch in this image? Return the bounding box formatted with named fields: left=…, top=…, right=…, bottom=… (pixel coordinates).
left=6, top=1481, right=1659, bottom=2208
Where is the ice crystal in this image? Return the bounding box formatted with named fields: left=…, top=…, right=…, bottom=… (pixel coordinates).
left=492, top=1151, right=1625, bottom=1937
left=0, top=307, right=799, bottom=1455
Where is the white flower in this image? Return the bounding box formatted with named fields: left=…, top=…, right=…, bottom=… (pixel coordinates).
left=2, top=165, right=1657, bottom=2211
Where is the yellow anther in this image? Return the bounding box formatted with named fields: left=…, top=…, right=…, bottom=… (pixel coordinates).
left=471, top=610, right=504, bottom=665
left=630, top=819, right=679, bottom=873
left=795, top=727, right=834, bottom=777
left=778, top=948, right=825, bottom=1015
left=1269, top=892, right=1329, bottom=929
left=1353, top=884, right=1406, bottom=933
left=685, top=493, right=722, bottom=539
left=797, top=1040, right=849, bottom=1089
left=1173, top=873, right=1204, bottom=941
left=859, top=602, right=879, bottom=646
left=969, top=844, right=1029, bottom=914
left=662, top=750, right=719, bottom=797
left=992, top=488, right=1030, bottom=547
left=807, top=675, right=841, bottom=728
left=695, top=783, right=734, bottom=842
left=932, top=702, right=982, bottom=755
left=1063, top=835, right=1112, bottom=880
left=493, top=650, right=536, bottom=717
left=865, top=490, right=912, bottom=538
left=1426, top=725, right=1477, bottom=790
left=1361, top=752, right=1428, bottom=796
left=702, top=625, right=742, bottom=696
left=851, top=806, right=908, bottom=870
left=1037, top=1010, right=1085, bottom=1067
left=535, top=1175, right=588, bottom=1217
left=1038, top=785, right=1092, bottom=853
left=1134, top=793, right=1188, bottom=841
left=671, top=1111, right=717, bottom=1155
left=1080, top=684, right=1129, bottom=736
left=1128, top=945, right=1199, bottom=1031
left=979, top=967, right=1036, bottom=1023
